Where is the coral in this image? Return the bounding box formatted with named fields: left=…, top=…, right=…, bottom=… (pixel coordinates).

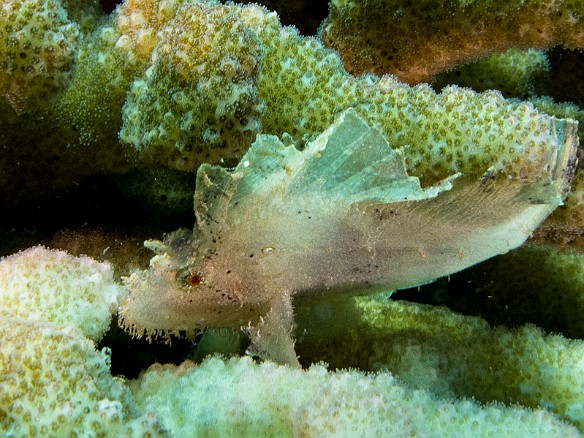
left=319, top=0, right=584, bottom=84
left=2, top=0, right=580, bottom=206
left=433, top=48, right=551, bottom=99
left=0, top=246, right=165, bottom=436
left=353, top=297, right=584, bottom=430
left=0, top=317, right=164, bottom=437
left=0, top=246, right=124, bottom=341
left=243, top=6, right=577, bottom=185
left=0, top=0, right=81, bottom=113
left=120, top=108, right=576, bottom=366
left=129, top=355, right=580, bottom=437
left=120, top=1, right=265, bottom=169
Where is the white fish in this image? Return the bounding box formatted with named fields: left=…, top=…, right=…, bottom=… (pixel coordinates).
left=120, top=109, right=577, bottom=367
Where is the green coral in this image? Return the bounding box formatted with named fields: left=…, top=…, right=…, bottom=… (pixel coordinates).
left=120, top=1, right=265, bottom=169
left=0, top=246, right=123, bottom=340
left=433, top=48, right=551, bottom=99
left=0, top=0, right=81, bottom=113
left=130, top=356, right=580, bottom=437
left=0, top=247, right=164, bottom=437
left=296, top=294, right=584, bottom=431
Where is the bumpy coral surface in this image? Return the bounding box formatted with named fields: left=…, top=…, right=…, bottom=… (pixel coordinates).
left=0, top=317, right=163, bottom=437
left=0, top=0, right=81, bottom=113
left=320, top=0, right=584, bottom=84
left=0, top=246, right=123, bottom=340
left=433, top=48, right=551, bottom=99
left=240, top=6, right=576, bottom=185
left=120, top=1, right=265, bottom=169
left=298, top=295, right=584, bottom=431
left=130, top=356, right=580, bottom=437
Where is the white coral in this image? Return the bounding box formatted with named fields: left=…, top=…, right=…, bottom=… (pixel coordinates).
left=0, top=246, right=124, bottom=340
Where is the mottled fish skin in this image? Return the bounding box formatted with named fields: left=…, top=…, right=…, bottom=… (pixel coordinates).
left=120, top=109, right=578, bottom=367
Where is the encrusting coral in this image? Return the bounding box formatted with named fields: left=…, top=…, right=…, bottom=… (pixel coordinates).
left=0, top=318, right=164, bottom=437
left=320, top=0, right=584, bottom=84
left=1, top=0, right=582, bottom=212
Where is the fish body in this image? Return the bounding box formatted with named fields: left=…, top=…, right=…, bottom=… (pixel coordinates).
left=120, top=109, right=577, bottom=366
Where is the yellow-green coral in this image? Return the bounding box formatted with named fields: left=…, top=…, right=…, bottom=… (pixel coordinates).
left=297, top=294, right=584, bottom=431
left=0, top=247, right=164, bottom=436
left=120, top=1, right=265, bottom=169
left=2, top=0, right=578, bottom=193
left=240, top=4, right=575, bottom=185
left=433, top=48, right=551, bottom=99
left=320, top=0, right=584, bottom=84
left=0, top=0, right=80, bottom=113
left=130, top=355, right=580, bottom=437
left=0, top=318, right=164, bottom=437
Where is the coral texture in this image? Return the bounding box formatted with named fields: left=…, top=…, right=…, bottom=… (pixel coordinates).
left=120, top=1, right=265, bottom=170
left=0, top=318, right=163, bottom=437
left=0, top=247, right=164, bottom=437
left=356, top=297, right=584, bottom=430
left=0, top=0, right=82, bottom=113
left=433, top=48, right=551, bottom=99
left=320, top=0, right=584, bottom=84
left=0, top=246, right=123, bottom=340
left=130, top=356, right=581, bottom=437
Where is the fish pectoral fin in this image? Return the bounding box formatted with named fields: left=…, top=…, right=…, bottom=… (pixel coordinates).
left=243, top=293, right=300, bottom=368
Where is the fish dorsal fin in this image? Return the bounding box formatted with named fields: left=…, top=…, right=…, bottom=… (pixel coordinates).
left=284, top=108, right=439, bottom=203
left=193, top=108, right=452, bottom=232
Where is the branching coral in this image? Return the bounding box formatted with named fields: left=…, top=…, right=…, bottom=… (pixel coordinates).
left=319, top=0, right=584, bottom=84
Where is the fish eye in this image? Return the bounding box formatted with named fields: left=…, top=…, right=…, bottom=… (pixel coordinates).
left=187, top=273, right=202, bottom=286
left=177, top=268, right=204, bottom=287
